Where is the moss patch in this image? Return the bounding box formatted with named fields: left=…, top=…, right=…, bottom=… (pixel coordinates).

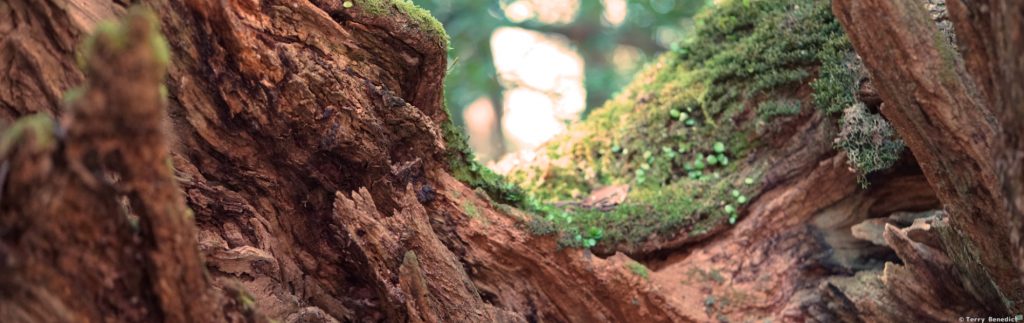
left=357, top=0, right=450, bottom=48
left=437, top=0, right=897, bottom=249
left=626, top=261, right=650, bottom=280
left=505, top=0, right=850, bottom=248
left=442, top=120, right=532, bottom=207
left=757, top=99, right=802, bottom=121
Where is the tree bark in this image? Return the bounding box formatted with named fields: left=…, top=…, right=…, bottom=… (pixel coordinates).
left=0, top=8, right=245, bottom=322
left=833, top=0, right=1024, bottom=314
left=0, top=0, right=686, bottom=322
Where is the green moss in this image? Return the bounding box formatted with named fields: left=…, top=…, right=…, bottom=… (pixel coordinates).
left=62, top=86, right=87, bottom=107
left=149, top=28, right=171, bottom=68
left=683, top=0, right=842, bottom=115
left=810, top=35, right=856, bottom=115
left=358, top=0, right=450, bottom=48
left=757, top=99, right=802, bottom=121
left=236, top=289, right=256, bottom=311
left=932, top=26, right=959, bottom=84
left=0, top=114, right=56, bottom=157
left=626, top=261, right=650, bottom=280
left=442, top=120, right=532, bottom=207
left=504, top=0, right=846, bottom=248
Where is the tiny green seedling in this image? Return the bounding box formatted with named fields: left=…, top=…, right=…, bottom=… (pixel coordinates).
left=713, top=142, right=726, bottom=153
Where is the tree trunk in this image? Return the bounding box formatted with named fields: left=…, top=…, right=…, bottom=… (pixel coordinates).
left=2, top=0, right=1020, bottom=322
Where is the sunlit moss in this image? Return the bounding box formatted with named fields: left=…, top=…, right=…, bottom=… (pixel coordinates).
left=506, top=0, right=852, bottom=247
left=442, top=118, right=531, bottom=207
left=359, top=0, right=450, bottom=48
left=440, top=0, right=887, bottom=248
left=757, top=99, right=802, bottom=121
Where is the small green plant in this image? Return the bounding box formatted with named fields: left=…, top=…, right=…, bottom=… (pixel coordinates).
left=626, top=261, right=650, bottom=280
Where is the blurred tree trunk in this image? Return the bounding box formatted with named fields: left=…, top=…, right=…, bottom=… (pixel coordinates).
left=496, top=0, right=1022, bottom=322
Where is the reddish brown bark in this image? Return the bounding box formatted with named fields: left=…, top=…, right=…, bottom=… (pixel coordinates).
left=0, top=1, right=687, bottom=322
left=833, top=0, right=1024, bottom=315
left=0, top=8, right=242, bottom=322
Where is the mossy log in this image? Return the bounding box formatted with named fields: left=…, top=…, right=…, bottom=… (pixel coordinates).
left=1, top=0, right=1021, bottom=322
left=502, top=0, right=1022, bottom=321
left=0, top=0, right=684, bottom=322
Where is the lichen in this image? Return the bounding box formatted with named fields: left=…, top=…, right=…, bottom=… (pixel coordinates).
left=807, top=10, right=908, bottom=184
left=834, top=103, right=905, bottom=186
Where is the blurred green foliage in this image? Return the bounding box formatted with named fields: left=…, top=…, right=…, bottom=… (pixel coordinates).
left=415, top=0, right=709, bottom=126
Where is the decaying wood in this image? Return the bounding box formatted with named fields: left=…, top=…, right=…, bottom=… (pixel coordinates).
left=834, top=0, right=1024, bottom=315
left=2, top=0, right=1020, bottom=321
left=0, top=0, right=692, bottom=321
left=953, top=0, right=1024, bottom=286
left=0, top=9, right=243, bottom=322
left=330, top=186, right=522, bottom=322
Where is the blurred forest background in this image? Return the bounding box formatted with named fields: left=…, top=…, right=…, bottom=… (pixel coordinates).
left=419, top=0, right=709, bottom=161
